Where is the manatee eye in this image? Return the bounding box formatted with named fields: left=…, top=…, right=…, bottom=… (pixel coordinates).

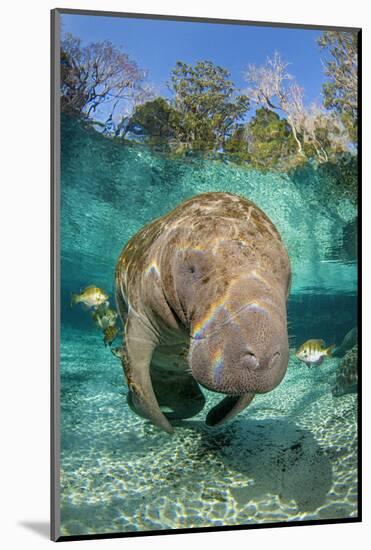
left=188, top=265, right=196, bottom=274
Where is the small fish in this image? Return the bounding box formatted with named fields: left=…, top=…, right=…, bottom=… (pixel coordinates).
left=295, top=339, right=335, bottom=367
left=103, top=325, right=119, bottom=347
left=111, top=346, right=125, bottom=360
left=92, top=305, right=118, bottom=330
left=71, top=286, right=109, bottom=309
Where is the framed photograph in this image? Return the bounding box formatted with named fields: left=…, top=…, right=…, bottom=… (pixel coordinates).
left=51, top=8, right=361, bottom=542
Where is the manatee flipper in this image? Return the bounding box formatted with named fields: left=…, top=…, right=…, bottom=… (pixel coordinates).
left=206, top=393, right=255, bottom=427
left=151, top=371, right=206, bottom=420
left=127, top=375, right=205, bottom=420
left=124, top=314, right=174, bottom=434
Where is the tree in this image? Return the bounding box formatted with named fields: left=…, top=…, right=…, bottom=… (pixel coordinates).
left=318, top=31, right=358, bottom=143
left=60, top=33, right=152, bottom=131
left=297, top=104, right=350, bottom=162
left=244, top=51, right=349, bottom=163
left=245, top=108, right=298, bottom=170
left=169, top=61, right=250, bottom=152
left=223, top=126, right=251, bottom=163
left=61, top=49, right=88, bottom=115
left=244, top=52, right=304, bottom=154
left=124, top=97, right=181, bottom=149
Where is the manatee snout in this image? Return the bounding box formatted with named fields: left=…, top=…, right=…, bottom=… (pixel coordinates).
left=189, top=299, right=289, bottom=396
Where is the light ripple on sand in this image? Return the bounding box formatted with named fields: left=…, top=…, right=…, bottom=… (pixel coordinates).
left=60, top=330, right=358, bottom=536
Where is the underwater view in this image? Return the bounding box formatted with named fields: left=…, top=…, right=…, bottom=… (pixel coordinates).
left=59, top=115, right=358, bottom=536
left=56, top=12, right=359, bottom=539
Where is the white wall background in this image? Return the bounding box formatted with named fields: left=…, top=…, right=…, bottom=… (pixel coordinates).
left=0, top=1, right=369, bottom=548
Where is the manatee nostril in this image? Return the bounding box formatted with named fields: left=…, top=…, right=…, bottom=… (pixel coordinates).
left=243, top=351, right=259, bottom=370
left=268, top=351, right=281, bottom=369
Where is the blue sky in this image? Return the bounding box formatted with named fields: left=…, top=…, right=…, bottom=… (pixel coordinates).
left=61, top=14, right=327, bottom=120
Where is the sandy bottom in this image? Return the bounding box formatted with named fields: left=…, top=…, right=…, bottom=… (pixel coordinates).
left=59, top=328, right=358, bottom=536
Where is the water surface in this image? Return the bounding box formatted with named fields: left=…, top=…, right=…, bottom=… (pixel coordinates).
left=59, top=115, right=358, bottom=536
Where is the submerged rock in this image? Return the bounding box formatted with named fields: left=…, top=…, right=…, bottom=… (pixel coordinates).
left=333, top=327, right=357, bottom=358
left=332, top=345, right=358, bottom=397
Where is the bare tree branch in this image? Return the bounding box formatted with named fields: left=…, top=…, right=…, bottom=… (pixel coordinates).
left=60, top=34, right=155, bottom=133
left=243, top=51, right=350, bottom=162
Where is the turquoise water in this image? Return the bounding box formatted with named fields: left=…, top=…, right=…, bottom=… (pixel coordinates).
left=59, top=115, right=358, bottom=536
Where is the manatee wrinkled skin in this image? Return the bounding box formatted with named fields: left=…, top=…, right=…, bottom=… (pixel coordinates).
left=115, top=192, right=291, bottom=433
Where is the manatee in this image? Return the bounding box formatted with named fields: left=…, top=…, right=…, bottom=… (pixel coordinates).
left=115, top=192, right=291, bottom=433
left=333, top=327, right=358, bottom=358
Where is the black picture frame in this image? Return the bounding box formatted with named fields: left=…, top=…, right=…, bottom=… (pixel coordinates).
left=51, top=8, right=362, bottom=542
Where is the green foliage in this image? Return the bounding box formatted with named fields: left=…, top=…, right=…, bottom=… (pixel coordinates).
left=245, top=108, right=299, bottom=170
left=126, top=98, right=181, bottom=151
left=317, top=152, right=358, bottom=203
left=301, top=113, right=349, bottom=163
left=169, top=61, right=250, bottom=152
left=223, top=126, right=251, bottom=163
left=318, top=31, right=358, bottom=144
left=60, top=35, right=357, bottom=181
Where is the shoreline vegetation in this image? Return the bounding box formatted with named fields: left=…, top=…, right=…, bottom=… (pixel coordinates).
left=60, top=30, right=358, bottom=202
